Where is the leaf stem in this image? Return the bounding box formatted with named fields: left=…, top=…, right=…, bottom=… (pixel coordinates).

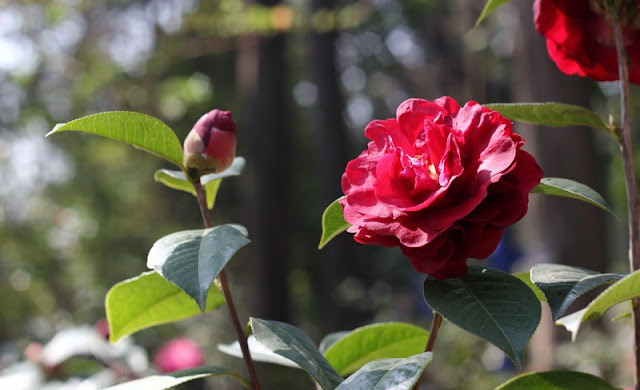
left=193, top=181, right=262, bottom=390
left=611, top=9, right=640, bottom=390
left=412, top=311, right=443, bottom=390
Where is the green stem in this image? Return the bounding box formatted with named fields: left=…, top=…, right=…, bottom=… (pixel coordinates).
left=611, top=9, right=640, bottom=390
left=411, top=311, right=443, bottom=390
left=193, top=181, right=262, bottom=390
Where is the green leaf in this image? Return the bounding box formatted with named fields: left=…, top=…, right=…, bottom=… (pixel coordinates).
left=484, top=102, right=609, bottom=131
left=556, top=269, right=640, bottom=341
left=154, top=157, right=246, bottom=209
left=106, top=271, right=225, bottom=343
left=531, top=178, right=617, bottom=218
left=494, top=370, right=621, bottom=390
left=530, top=264, right=624, bottom=320
left=154, top=169, right=196, bottom=195
left=476, top=0, right=512, bottom=26
left=334, top=352, right=432, bottom=390
left=319, top=197, right=351, bottom=249
left=48, top=111, right=184, bottom=168
left=513, top=272, right=547, bottom=303
left=319, top=331, right=350, bottom=354
left=323, top=323, right=429, bottom=377
left=423, top=266, right=541, bottom=370
left=250, top=318, right=343, bottom=390
left=103, top=366, right=250, bottom=390
left=147, top=225, right=250, bottom=311
left=218, top=335, right=301, bottom=368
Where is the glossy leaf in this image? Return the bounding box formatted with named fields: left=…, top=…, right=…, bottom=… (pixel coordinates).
left=323, top=323, right=429, bottom=377
left=147, top=225, right=250, bottom=311
left=513, top=272, right=547, bottom=303
left=319, top=331, right=350, bottom=354
left=485, top=102, right=609, bottom=131
left=250, top=318, right=343, bottom=390
left=319, top=197, right=351, bottom=249
left=531, top=178, right=617, bottom=218
left=423, top=266, right=541, bottom=370
left=218, top=335, right=300, bottom=368
left=154, top=157, right=245, bottom=209
left=557, top=269, right=640, bottom=341
left=476, top=0, right=512, bottom=26
left=106, top=271, right=225, bottom=343
left=530, top=264, right=624, bottom=320
left=335, top=352, right=432, bottom=390
left=154, top=169, right=196, bottom=195
left=495, top=370, right=621, bottom=390
left=103, top=366, right=250, bottom=390
left=48, top=111, right=184, bottom=168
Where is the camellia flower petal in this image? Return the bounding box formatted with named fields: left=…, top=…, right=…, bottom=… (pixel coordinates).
left=184, top=109, right=237, bottom=177
left=534, top=0, right=640, bottom=84
left=340, top=97, right=543, bottom=279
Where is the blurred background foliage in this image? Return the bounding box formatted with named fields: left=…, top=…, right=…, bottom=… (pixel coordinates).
left=0, top=0, right=637, bottom=388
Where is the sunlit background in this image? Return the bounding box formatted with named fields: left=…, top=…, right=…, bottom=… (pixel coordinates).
left=0, top=0, right=637, bottom=389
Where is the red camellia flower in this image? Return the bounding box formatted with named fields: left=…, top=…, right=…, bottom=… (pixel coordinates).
left=340, top=97, right=543, bottom=279
left=534, top=0, right=640, bottom=84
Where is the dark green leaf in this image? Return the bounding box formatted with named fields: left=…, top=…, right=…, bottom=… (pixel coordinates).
left=557, top=269, right=640, bottom=341
left=423, top=266, right=541, bottom=370
left=335, top=353, right=432, bottom=390
left=531, top=178, right=617, bottom=218
left=476, top=0, right=512, bottom=26
left=147, top=225, right=250, bottom=311
left=319, top=197, right=351, bottom=249
left=250, top=318, right=343, bottom=390
left=485, top=102, right=609, bottom=131
left=48, top=111, right=184, bottom=168
left=106, top=272, right=225, bottom=343
left=103, top=366, right=250, bottom=390
left=530, top=264, right=624, bottom=320
left=323, top=323, right=429, bottom=377
left=495, top=370, right=621, bottom=390
left=513, top=272, right=547, bottom=303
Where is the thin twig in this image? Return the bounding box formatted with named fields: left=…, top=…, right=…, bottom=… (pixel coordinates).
left=412, top=312, right=443, bottom=390
left=611, top=9, right=640, bottom=390
left=194, top=181, right=262, bottom=390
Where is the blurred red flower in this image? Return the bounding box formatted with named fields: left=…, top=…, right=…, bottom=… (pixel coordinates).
left=534, top=0, right=640, bottom=83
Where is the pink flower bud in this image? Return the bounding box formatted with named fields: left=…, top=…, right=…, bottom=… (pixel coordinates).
left=154, top=337, right=205, bottom=373
left=183, top=109, right=237, bottom=177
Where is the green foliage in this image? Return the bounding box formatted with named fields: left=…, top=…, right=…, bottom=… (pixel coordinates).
left=103, top=365, right=250, bottom=390
left=323, top=323, right=429, bottom=377
left=475, top=0, right=513, bottom=26
left=105, top=271, right=225, bottom=343
left=154, top=157, right=246, bottom=209
left=47, top=111, right=185, bottom=169
left=531, top=178, right=617, bottom=218
left=557, top=269, right=640, bottom=341
left=484, top=102, right=610, bottom=133
left=147, top=225, right=250, bottom=311
left=250, top=318, right=343, bottom=390
left=334, top=352, right=432, bottom=390
left=494, top=370, right=621, bottom=390
left=319, top=197, right=351, bottom=249
left=530, top=264, right=624, bottom=320
left=513, top=272, right=547, bottom=303
left=423, top=266, right=541, bottom=370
